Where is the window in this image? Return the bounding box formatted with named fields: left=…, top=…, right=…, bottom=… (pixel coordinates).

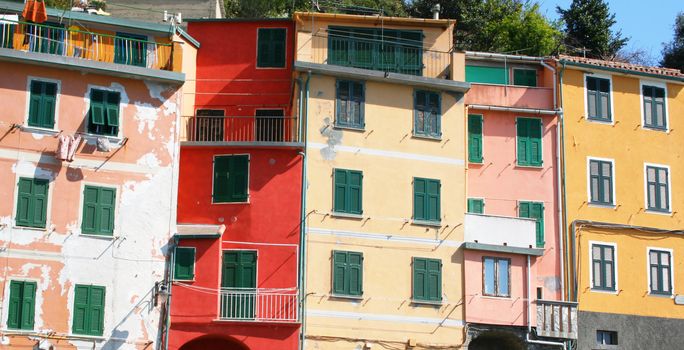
left=88, top=89, right=120, bottom=136
left=328, top=27, right=423, bottom=76
left=468, top=114, right=483, bottom=163
left=27, top=80, right=57, bottom=129
left=642, top=85, right=666, bottom=130
left=7, top=281, right=37, bottom=330
left=412, top=257, right=441, bottom=302
left=15, top=177, right=48, bottom=228
left=646, top=165, right=670, bottom=212
left=81, top=185, right=116, bottom=236
left=255, top=109, right=285, bottom=142
left=27, top=22, right=64, bottom=55
left=596, top=330, right=618, bottom=345
left=483, top=257, right=510, bottom=297
left=193, top=109, right=224, bottom=142
left=467, top=198, right=484, bottom=214
left=649, top=249, right=671, bottom=295
left=513, top=68, right=537, bottom=87
left=414, top=90, right=441, bottom=138
left=586, top=76, right=612, bottom=122
left=257, top=28, right=286, bottom=68
left=221, top=250, right=257, bottom=319
left=336, top=80, right=365, bottom=129
left=213, top=155, right=249, bottom=203
left=333, top=169, right=363, bottom=215
left=465, top=65, right=508, bottom=84
left=589, top=159, right=613, bottom=205
left=519, top=201, right=544, bottom=248
left=592, top=244, right=615, bottom=291
left=114, top=33, right=147, bottom=67
left=413, top=178, right=440, bottom=223
left=332, top=251, right=363, bottom=296
left=72, top=285, right=105, bottom=336
left=174, top=247, right=196, bottom=281
left=516, top=118, right=542, bottom=166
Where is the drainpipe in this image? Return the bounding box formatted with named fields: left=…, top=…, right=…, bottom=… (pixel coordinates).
left=297, top=71, right=311, bottom=350
left=163, top=238, right=177, bottom=350
left=558, top=62, right=573, bottom=301
left=526, top=255, right=565, bottom=348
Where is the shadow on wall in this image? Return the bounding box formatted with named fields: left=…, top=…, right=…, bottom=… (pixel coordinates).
left=469, top=331, right=525, bottom=350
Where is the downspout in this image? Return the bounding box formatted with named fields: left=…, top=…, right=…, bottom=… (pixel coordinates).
left=297, top=71, right=311, bottom=350
left=559, top=62, right=574, bottom=301
left=526, top=254, right=565, bottom=348
left=163, top=238, right=177, bottom=350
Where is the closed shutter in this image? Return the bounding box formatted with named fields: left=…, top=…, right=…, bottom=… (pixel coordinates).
left=413, top=258, right=442, bottom=301
left=98, top=187, right=115, bottom=234
left=467, top=198, right=484, bottom=214
left=426, top=179, right=440, bottom=222
left=32, top=179, right=48, bottom=228
left=517, top=118, right=542, bottom=166
left=412, top=257, right=426, bottom=300
left=468, top=114, right=483, bottom=163
left=20, top=282, right=36, bottom=330
left=529, top=119, right=542, bottom=166
left=28, top=81, right=57, bottom=129
left=517, top=118, right=528, bottom=165
left=72, top=285, right=89, bottom=335
left=413, top=178, right=426, bottom=221
left=333, top=169, right=347, bottom=213
left=88, top=286, right=105, bottom=336
left=332, top=251, right=363, bottom=296
left=174, top=247, right=195, bottom=280
left=229, top=155, right=249, bottom=202
left=513, top=69, right=537, bottom=87
left=82, top=186, right=115, bottom=235
left=257, top=28, right=286, bottom=68
left=27, top=82, right=43, bottom=127
left=7, top=281, right=22, bottom=329
left=519, top=201, right=544, bottom=247
left=332, top=251, right=347, bottom=294
left=348, top=252, right=363, bottom=295
left=213, top=156, right=230, bottom=202
left=16, top=178, right=48, bottom=228
left=82, top=186, right=99, bottom=233
left=348, top=171, right=362, bottom=214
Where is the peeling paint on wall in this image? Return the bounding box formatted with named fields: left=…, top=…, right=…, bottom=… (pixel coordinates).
left=319, top=117, right=342, bottom=161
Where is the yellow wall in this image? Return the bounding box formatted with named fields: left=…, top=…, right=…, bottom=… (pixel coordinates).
left=562, top=66, right=684, bottom=317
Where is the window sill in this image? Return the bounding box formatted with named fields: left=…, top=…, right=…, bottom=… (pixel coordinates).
left=412, top=220, right=442, bottom=228
left=173, top=278, right=196, bottom=283
left=412, top=134, right=442, bottom=141
left=68, top=334, right=106, bottom=341
left=586, top=117, right=614, bottom=125
left=642, top=125, right=668, bottom=132
left=13, top=225, right=47, bottom=232
left=334, top=124, right=365, bottom=132
left=79, top=133, right=125, bottom=148
left=648, top=292, right=673, bottom=298
left=514, top=164, right=544, bottom=169
left=330, top=212, right=364, bottom=220
left=480, top=294, right=512, bottom=300
left=410, top=299, right=443, bottom=307
left=645, top=209, right=672, bottom=216
left=20, top=125, right=60, bottom=136
left=468, top=160, right=484, bottom=165
left=590, top=288, right=618, bottom=295
left=588, top=202, right=616, bottom=209
left=80, top=233, right=116, bottom=240
left=330, top=294, right=364, bottom=301
left=211, top=200, right=250, bottom=205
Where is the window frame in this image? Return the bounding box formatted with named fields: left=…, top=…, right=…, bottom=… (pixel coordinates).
left=596, top=330, right=618, bottom=345
left=584, top=73, right=614, bottom=124
left=332, top=168, right=363, bottom=216
left=512, top=67, right=537, bottom=87
left=174, top=246, right=196, bottom=281
left=256, top=27, right=287, bottom=69
left=515, top=117, right=543, bottom=167
left=25, top=77, right=60, bottom=131
left=335, top=79, right=366, bottom=130
left=467, top=198, right=485, bottom=214
left=589, top=241, right=618, bottom=293
left=71, top=284, right=106, bottom=336
left=331, top=250, right=364, bottom=297
left=78, top=182, right=118, bottom=237
left=412, top=90, right=442, bottom=139
left=6, top=279, right=38, bottom=330
left=482, top=256, right=511, bottom=298
left=412, top=177, right=441, bottom=225
left=586, top=157, right=616, bottom=207
left=643, top=163, right=671, bottom=214
left=639, top=80, right=668, bottom=131
left=411, top=257, right=442, bottom=303
left=646, top=247, right=673, bottom=296
left=84, top=85, right=124, bottom=139
left=212, top=154, right=250, bottom=204
left=467, top=114, right=483, bottom=163
left=14, top=176, right=51, bottom=229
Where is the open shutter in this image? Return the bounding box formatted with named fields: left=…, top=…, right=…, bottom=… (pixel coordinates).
left=348, top=171, right=362, bottom=215
left=88, top=286, right=105, bottom=336
left=229, top=155, right=249, bottom=202
left=31, top=179, right=48, bottom=228
left=15, top=179, right=33, bottom=227
left=7, top=281, right=22, bottom=329
left=531, top=202, right=544, bottom=247
left=468, top=114, right=483, bottom=163
left=334, top=169, right=347, bottom=213
left=332, top=251, right=347, bottom=294
left=82, top=186, right=99, bottom=233
left=20, top=281, right=36, bottom=330
left=105, top=91, right=120, bottom=127
left=98, top=187, right=115, bottom=235
left=90, top=90, right=105, bottom=125
left=413, top=178, right=426, bottom=221
left=72, top=285, right=89, bottom=335
left=348, top=252, right=363, bottom=295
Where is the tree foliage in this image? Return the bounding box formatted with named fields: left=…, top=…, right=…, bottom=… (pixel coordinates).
left=661, top=12, right=684, bottom=72
left=223, top=0, right=406, bottom=18
left=556, top=0, right=627, bottom=59
left=407, top=0, right=561, bottom=56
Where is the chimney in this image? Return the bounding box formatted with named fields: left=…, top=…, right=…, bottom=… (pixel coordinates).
left=431, top=4, right=440, bottom=20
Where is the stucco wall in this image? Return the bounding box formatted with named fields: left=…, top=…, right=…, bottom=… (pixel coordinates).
left=578, top=310, right=684, bottom=350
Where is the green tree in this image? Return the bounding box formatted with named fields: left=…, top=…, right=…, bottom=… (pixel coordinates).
left=661, top=12, right=684, bottom=72
left=557, top=0, right=627, bottom=59
left=224, top=0, right=406, bottom=18
left=407, top=0, right=561, bottom=56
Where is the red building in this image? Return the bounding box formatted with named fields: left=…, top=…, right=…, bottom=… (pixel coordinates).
left=168, top=19, right=303, bottom=350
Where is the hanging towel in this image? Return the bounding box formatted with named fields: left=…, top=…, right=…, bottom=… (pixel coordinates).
left=22, top=0, right=47, bottom=24
left=96, top=137, right=111, bottom=152
left=56, top=134, right=70, bottom=161
left=66, top=135, right=81, bottom=162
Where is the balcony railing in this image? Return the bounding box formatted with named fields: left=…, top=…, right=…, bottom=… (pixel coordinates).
left=0, top=19, right=173, bottom=71
left=219, top=288, right=299, bottom=323
left=181, top=115, right=301, bottom=144
left=536, top=300, right=578, bottom=339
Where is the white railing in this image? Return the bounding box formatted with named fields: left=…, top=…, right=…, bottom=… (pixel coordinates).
left=536, top=300, right=578, bottom=339
left=219, top=288, right=299, bottom=323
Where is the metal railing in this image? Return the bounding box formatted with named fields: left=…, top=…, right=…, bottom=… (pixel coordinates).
left=302, top=30, right=454, bottom=79
left=182, top=115, right=300, bottom=143
left=536, top=299, right=578, bottom=339
left=0, top=19, right=173, bottom=70
left=219, top=288, right=298, bottom=322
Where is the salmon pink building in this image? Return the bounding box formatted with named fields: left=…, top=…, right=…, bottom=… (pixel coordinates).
left=169, top=19, right=303, bottom=350
left=462, top=52, right=576, bottom=349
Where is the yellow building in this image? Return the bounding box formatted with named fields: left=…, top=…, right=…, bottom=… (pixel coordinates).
left=293, top=12, right=470, bottom=349
left=559, top=55, right=684, bottom=349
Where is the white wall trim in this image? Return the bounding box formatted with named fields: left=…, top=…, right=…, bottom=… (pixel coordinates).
left=588, top=240, right=618, bottom=294
left=307, top=227, right=462, bottom=247
left=645, top=247, right=675, bottom=297
left=643, top=162, right=672, bottom=214
left=586, top=156, right=616, bottom=207
left=307, top=309, right=464, bottom=328
left=583, top=72, right=615, bottom=125
left=639, top=79, right=669, bottom=132
left=24, top=76, right=62, bottom=132
left=307, top=143, right=464, bottom=166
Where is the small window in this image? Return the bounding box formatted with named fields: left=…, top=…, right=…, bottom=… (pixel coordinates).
left=336, top=80, right=365, bottom=129
left=642, top=85, right=666, bottom=130
left=333, top=169, right=363, bottom=215
left=596, top=330, right=618, bottom=345
left=174, top=247, right=196, bottom=281
left=649, top=250, right=671, bottom=295
left=81, top=185, right=116, bottom=236
left=7, top=280, right=37, bottom=330
left=468, top=114, right=483, bottom=163
left=257, top=28, right=286, bottom=68
left=646, top=166, right=670, bottom=212
left=213, top=155, right=249, bottom=203
left=27, top=80, right=57, bottom=129
left=536, top=287, right=543, bottom=300
left=519, top=201, right=544, bottom=248
left=413, top=90, right=441, bottom=138
left=114, top=32, right=147, bottom=67
left=332, top=251, right=363, bottom=296
left=592, top=244, right=615, bottom=291
left=193, top=109, right=224, bottom=142
left=72, top=284, right=105, bottom=336
left=467, top=198, right=484, bottom=214
left=15, top=177, right=49, bottom=228
left=589, top=159, right=613, bottom=205
left=412, top=257, right=442, bottom=302
left=413, top=177, right=440, bottom=223
left=88, top=89, right=120, bottom=136
left=516, top=117, right=542, bottom=167
left=483, top=257, right=510, bottom=297
left=513, top=68, right=537, bottom=87
left=586, top=76, right=612, bottom=122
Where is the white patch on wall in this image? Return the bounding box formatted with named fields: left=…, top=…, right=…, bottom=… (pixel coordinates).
left=144, top=81, right=168, bottom=102
left=137, top=152, right=161, bottom=168
left=31, top=133, right=45, bottom=140
left=17, top=263, right=51, bottom=329
left=134, top=102, right=159, bottom=140
left=11, top=160, right=56, bottom=181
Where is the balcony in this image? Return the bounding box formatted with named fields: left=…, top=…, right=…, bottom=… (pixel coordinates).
left=219, top=288, right=299, bottom=323
left=464, top=213, right=542, bottom=255
left=180, top=115, right=302, bottom=147
left=536, top=299, right=578, bottom=339
left=465, top=83, right=554, bottom=110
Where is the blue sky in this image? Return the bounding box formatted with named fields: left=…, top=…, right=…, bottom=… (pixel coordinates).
left=537, top=0, right=683, bottom=63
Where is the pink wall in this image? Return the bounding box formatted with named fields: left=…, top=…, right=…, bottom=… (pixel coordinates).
left=465, top=84, right=554, bottom=110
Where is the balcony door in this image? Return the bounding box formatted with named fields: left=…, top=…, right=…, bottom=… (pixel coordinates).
left=255, top=109, right=284, bottom=142
left=221, top=250, right=257, bottom=320
left=194, top=109, right=224, bottom=142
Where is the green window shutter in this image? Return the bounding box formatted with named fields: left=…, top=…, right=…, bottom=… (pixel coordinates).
left=333, top=169, right=347, bottom=213
left=98, top=187, right=115, bottom=234
left=413, top=178, right=426, bottom=221
left=348, top=171, right=362, bottom=214
left=467, top=198, right=484, bottom=214
left=31, top=179, right=48, bottom=228
left=72, top=285, right=90, bottom=335
left=174, top=247, right=195, bottom=280
left=82, top=186, right=99, bottom=233
left=333, top=169, right=363, bottom=215
left=412, top=257, right=426, bottom=300
left=426, top=179, right=440, bottom=222
left=229, top=155, right=249, bottom=202
left=413, top=258, right=441, bottom=301
left=468, top=114, right=483, bottom=163
left=15, top=178, right=48, bottom=228
left=105, top=92, right=120, bottom=127
left=529, top=119, right=542, bottom=166
left=513, top=69, right=537, bottom=87
left=347, top=252, right=363, bottom=295
left=20, top=281, right=36, bottom=330
left=88, top=286, right=105, bottom=336
left=7, top=281, right=22, bottom=329
left=257, top=28, right=286, bottom=68
left=28, top=81, right=57, bottom=129
left=465, top=65, right=509, bottom=84
left=213, top=156, right=230, bottom=202
left=516, top=118, right=528, bottom=165
left=587, top=77, right=612, bottom=121
left=332, top=251, right=347, bottom=294
left=82, top=186, right=115, bottom=235
left=90, top=90, right=106, bottom=125
left=517, top=118, right=542, bottom=166
left=519, top=201, right=544, bottom=247
left=332, top=251, right=363, bottom=296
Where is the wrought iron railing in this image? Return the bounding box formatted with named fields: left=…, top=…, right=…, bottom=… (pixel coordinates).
left=536, top=299, right=578, bottom=339
left=181, top=115, right=300, bottom=143
left=0, top=19, right=173, bottom=70
left=219, top=288, right=298, bottom=322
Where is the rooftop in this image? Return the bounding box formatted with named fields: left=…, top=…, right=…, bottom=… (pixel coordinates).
left=293, top=11, right=455, bottom=28
left=559, top=54, right=684, bottom=80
